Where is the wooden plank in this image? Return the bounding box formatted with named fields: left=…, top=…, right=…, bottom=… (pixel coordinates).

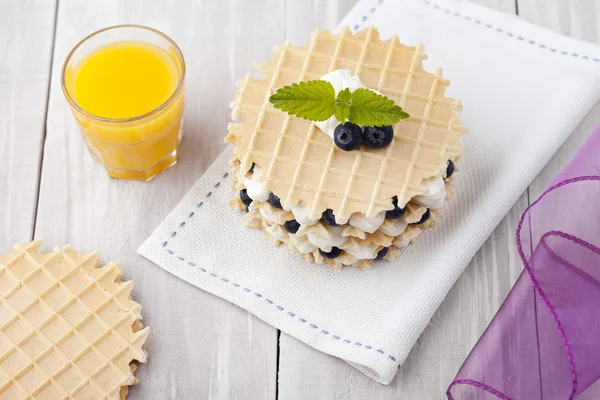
left=36, top=1, right=288, bottom=399
left=0, top=0, right=56, bottom=250
left=284, top=0, right=357, bottom=42
left=518, top=1, right=600, bottom=398
left=276, top=1, right=525, bottom=399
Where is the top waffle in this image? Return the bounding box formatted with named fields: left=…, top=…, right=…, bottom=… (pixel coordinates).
left=226, top=26, right=465, bottom=222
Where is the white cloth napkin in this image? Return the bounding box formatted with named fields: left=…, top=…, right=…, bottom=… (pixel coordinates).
left=139, top=0, right=600, bottom=384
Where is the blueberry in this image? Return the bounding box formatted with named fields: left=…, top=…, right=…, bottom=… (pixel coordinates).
left=322, top=209, right=339, bottom=226
left=386, top=196, right=406, bottom=219
left=334, top=122, right=363, bottom=151
left=364, top=125, right=393, bottom=148
left=268, top=192, right=282, bottom=209
left=446, top=159, right=455, bottom=178
left=284, top=220, right=300, bottom=234
left=240, top=189, right=252, bottom=206
left=376, top=247, right=389, bottom=260
left=319, top=247, right=342, bottom=259
left=415, top=209, right=431, bottom=225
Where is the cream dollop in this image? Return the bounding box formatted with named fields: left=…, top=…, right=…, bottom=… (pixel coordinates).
left=379, top=218, right=408, bottom=237
left=265, top=224, right=288, bottom=241
left=291, top=203, right=320, bottom=225
left=344, top=242, right=380, bottom=260
left=349, top=211, right=386, bottom=234
left=315, top=70, right=371, bottom=140
left=394, top=235, right=411, bottom=248
left=244, top=166, right=270, bottom=202
left=413, top=177, right=446, bottom=209
left=306, top=226, right=347, bottom=251
left=289, top=234, right=317, bottom=254
left=259, top=207, right=279, bottom=224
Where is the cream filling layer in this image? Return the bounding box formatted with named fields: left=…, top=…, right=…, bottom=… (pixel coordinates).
left=379, top=218, right=408, bottom=237
left=349, top=211, right=386, bottom=234
left=344, top=241, right=380, bottom=260
left=289, top=234, right=317, bottom=254
left=248, top=174, right=445, bottom=239
left=412, top=177, right=446, bottom=209
left=306, top=226, right=347, bottom=252
left=291, top=203, right=321, bottom=225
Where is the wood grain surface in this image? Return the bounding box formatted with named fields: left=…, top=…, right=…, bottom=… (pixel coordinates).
left=0, top=0, right=56, bottom=250
left=1, top=0, right=599, bottom=399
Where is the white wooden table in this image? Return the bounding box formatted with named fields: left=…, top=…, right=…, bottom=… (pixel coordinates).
left=2, top=0, right=600, bottom=398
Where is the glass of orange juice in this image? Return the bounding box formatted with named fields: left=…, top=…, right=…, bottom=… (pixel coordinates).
left=61, top=25, right=185, bottom=181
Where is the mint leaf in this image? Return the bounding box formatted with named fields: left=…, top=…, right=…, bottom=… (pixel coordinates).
left=336, top=87, right=352, bottom=104
left=348, top=88, right=410, bottom=127
left=334, top=88, right=352, bottom=123
left=269, top=80, right=336, bottom=121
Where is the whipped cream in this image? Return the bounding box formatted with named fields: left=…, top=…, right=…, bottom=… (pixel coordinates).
left=244, top=166, right=270, bottom=202
left=259, top=207, right=279, bottom=224
left=349, top=211, right=386, bottom=234
left=306, top=226, right=347, bottom=251
left=315, top=70, right=373, bottom=140
left=379, top=218, right=408, bottom=237
left=265, top=224, right=288, bottom=241
left=291, top=203, right=320, bottom=225
left=289, top=234, right=317, bottom=254
left=394, top=234, right=411, bottom=248
left=413, top=177, right=446, bottom=209
left=344, top=242, right=380, bottom=260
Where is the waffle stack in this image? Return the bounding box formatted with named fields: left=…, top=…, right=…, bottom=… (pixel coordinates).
left=0, top=241, right=148, bottom=399
left=225, top=26, right=465, bottom=268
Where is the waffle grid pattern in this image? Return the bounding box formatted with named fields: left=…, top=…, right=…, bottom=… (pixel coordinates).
left=227, top=26, right=465, bottom=222
left=0, top=242, right=148, bottom=399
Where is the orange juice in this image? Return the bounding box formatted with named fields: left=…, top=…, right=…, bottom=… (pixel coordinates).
left=74, top=41, right=178, bottom=119
left=62, top=26, right=185, bottom=181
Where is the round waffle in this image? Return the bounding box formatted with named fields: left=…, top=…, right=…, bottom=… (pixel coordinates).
left=226, top=26, right=465, bottom=223
left=0, top=241, right=148, bottom=399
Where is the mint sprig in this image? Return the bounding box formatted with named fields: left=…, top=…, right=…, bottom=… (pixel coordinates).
left=268, top=80, right=335, bottom=121
left=269, top=79, right=409, bottom=127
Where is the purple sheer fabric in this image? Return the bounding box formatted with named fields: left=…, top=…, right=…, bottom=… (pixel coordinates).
left=447, top=126, right=600, bottom=400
